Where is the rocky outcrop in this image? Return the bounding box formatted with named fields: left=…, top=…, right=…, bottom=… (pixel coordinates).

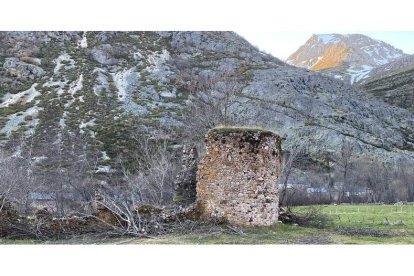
left=3, top=57, right=44, bottom=80
left=90, top=44, right=119, bottom=65
left=360, top=54, right=414, bottom=83
left=196, top=128, right=282, bottom=227
left=1, top=31, right=414, bottom=174
left=361, top=66, right=414, bottom=114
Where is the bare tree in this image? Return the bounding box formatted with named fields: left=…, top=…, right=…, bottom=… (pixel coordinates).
left=14, top=129, right=101, bottom=217
left=1, top=131, right=46, bottom=214
left=94, top=134, right=180, bottom=236
left=320, top=150, right=335, bottom=203
left=176, top=62, right=250, bottom=141
left=279, top=142, right=304, bottom=207
left=392, top=162, right=414, bottom=202
left=335, top=139, right=355, bottom=203
left=0, top=152, right=20, bottom=212
left=116, top=134, right=179, bottom=206
left=353, top=158, right=387, bottom=203
left=0, top=148, right=38, bottom=214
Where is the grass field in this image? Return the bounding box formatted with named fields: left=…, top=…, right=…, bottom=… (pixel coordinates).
left=2, top=204, right=414, bottom=244
left=307, top=204, right=414, bottom=230
left=129, top=204, right=414, bottom=244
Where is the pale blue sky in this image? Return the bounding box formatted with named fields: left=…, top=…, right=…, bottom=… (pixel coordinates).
left=237, top=31, right=414, bottom=61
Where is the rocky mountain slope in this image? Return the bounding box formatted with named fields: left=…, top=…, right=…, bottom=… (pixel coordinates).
left=1, top=31, right=414, bottom=172
left=361, top=54, right=414, bottom=83
left=287, top=34, right=407, bottom=84
left=361, top=55, right=414, bottom=114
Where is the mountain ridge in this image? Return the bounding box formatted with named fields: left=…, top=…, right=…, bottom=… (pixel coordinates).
left=1, top=31, right=414, bottom=173
left=287, top=33, right=407, bottom=84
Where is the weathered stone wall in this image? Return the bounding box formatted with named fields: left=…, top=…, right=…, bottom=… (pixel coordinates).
left=196, top=128, right=282, bottom=227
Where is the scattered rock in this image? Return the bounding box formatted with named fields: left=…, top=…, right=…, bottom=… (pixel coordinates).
left=90, top=44, right=119, bottom=65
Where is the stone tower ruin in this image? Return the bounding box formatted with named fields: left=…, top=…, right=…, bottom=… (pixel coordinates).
left=196, top=127, right=282, bottom=227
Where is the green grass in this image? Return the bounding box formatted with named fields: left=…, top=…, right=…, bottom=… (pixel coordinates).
left=123, top=204, right=414, bottom=244
left=3, top=204, right=414, bottom=245
left=300, top=204, right=414, bottom=230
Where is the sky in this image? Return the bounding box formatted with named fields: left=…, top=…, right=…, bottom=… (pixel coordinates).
left=237, top=31, right=414, bottom=61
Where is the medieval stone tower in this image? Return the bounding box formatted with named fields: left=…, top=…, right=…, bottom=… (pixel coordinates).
left=196, top=127, right=282, bottom=227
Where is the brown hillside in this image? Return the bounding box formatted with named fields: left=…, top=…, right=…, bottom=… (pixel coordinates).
left=311, top=44, right=350, bottom=71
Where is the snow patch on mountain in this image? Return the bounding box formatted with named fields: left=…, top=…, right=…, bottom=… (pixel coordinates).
left=361, top=44, right=403, bottom=66
left=361, top=54, right=414, bottom=83
left=0, top=106, right=40, bottom=136
left=43, top=78, right=67, bottom=96
left=133, top=51, right=143, bottom=61
left=110, top=68, right=146, bottom=115
left=160, top=91, right=176, bottom=98
left=146, top=50, right=176, bottom=85
left=59, top=111, right=69, bottom=128
left=54, top=53, right=75, bottom=75
left=347, top=65, right=374, bottom=84
left=79, top=118, right=96, bottom=135
left=101, top=151, right=110, bottom=161
left=68, top=74, right=83, bottom=95
left=0, top=84, right=40, bottom=108
left=64, top=99, right=74, bottom=108
left=96, top=165, right=113, bottom=173
left=312, top=56, right=324, bottom=68
left=111, top=69, right=135, bottom=101
left=146, top=50, right=171, bottom=74
left=80, top=118, right=96, bottom=129
left=77, top=32, right=88, bottom=48
left=317, top=34, right=340, bottom=44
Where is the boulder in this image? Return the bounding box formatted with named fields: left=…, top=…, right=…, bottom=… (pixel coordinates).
left=3, top=57, right=44, bottom=80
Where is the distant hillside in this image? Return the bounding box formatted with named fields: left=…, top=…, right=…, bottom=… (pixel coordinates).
left=361, top=57, right=414, bottom=114
left=1, top=31, right=414, bottom=172
left=287, top=34, right=407, bottom=84
left=360, top=54, right=414, bottom=84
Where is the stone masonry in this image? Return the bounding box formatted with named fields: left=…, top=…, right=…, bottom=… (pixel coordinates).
left=196, top=127, right=282, bottom=227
